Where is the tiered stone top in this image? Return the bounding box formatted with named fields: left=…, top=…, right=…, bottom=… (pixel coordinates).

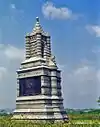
left=25, top=17, right=51, bottom=59
left=31, top=17, right=48, bottom=36
left=24, top=17, right=57, bottom=68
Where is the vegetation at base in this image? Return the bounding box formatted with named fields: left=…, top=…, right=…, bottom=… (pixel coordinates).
left=0, top=109, right=99, bottom=126
left=66, top=108, right=100, bottom=120
left=0, top=116, right=99, bottom=127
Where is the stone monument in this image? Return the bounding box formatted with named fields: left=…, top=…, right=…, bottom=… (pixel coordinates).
left=13, top=17, right=68, bottom=122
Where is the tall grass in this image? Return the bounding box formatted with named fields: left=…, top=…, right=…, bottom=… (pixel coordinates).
left=0, top=115, right=99, bottom=127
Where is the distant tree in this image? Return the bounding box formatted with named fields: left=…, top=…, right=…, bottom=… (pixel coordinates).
left=97, top=96, right=100, bottom=106
left=80, top=111, right=83, bottom=114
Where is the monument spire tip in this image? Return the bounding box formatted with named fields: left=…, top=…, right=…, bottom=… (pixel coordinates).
left=36, top=17, right=39, bottom=22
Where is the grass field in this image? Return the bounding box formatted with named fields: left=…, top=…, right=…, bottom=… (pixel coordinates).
left=0, top=118, right=100, bottom=127
left=0, top=109, right=99, bottom=126
left=0, top=114, right=99, bottom=126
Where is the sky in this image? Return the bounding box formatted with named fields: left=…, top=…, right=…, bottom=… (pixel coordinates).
left=0, top=0, right=100, bottom=109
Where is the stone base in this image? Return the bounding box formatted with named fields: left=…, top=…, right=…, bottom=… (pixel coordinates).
left=12, top=95, right=68, bottom=122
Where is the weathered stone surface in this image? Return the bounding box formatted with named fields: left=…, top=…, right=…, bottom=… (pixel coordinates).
left=13, top=17, right=68, bottom=122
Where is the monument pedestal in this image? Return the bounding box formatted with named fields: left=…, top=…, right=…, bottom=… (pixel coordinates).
left=13, top=95, right=68, bottom=121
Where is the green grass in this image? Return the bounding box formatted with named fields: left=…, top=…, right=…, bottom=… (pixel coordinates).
left=0, top=117, right=99, bottom=126
left=0, top=111, right=100, bottom=126
left=0, top=118, right=99, bottom=127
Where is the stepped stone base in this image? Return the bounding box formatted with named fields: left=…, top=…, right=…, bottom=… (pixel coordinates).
left=12, top=95, right=68, bottom=122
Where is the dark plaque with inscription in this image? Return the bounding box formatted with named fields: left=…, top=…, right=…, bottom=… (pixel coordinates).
left=19, top=76, right=41, bottom=96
